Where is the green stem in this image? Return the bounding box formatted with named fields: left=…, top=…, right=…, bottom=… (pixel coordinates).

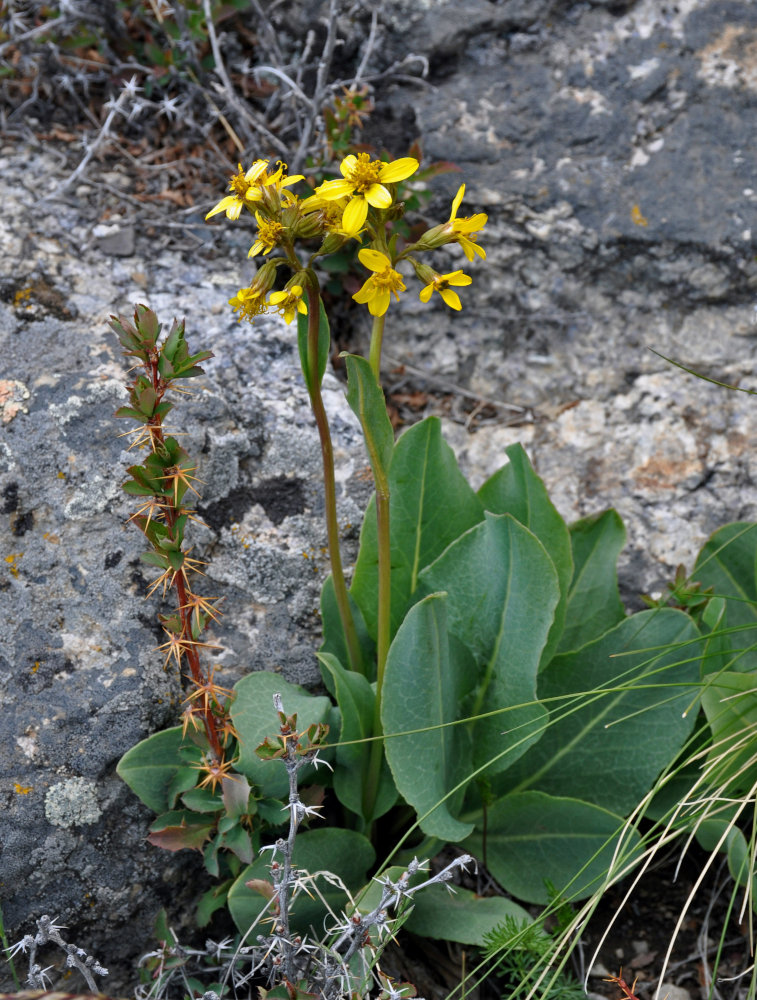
left=362, top=455, right=392, bottom=821
left=304, top=286, right=363, bottom=675
left=368, top=313, right=385, bottom=381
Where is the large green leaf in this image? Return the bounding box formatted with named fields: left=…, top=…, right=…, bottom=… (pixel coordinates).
left=319, top=574, right=375, bottom=676
left=318, top=652, right=397, bottom=822
left=694, top=522, right=757, bottom=672
left=227, top=828, right=375, bottom=935
left=230, top=672, right=333, bottom=799
left=420, top=513, right=559, bottom=775
left=463, top=791, right=642, bottom=903
left=382, top=594, right=475, bottom=841
left=701, top=669, right=757, bottom=793
left=478, top=443, right=572, bottom=665
left=557, top=510, right=626, bottom=654
left=695, top=809, right=757, bottom=901
left=350, top=417, right=484, bottom=640
left=117, top=726, right=200, bottom=813
left=404, top=884, right=532, bottom=945
left=496, top=609, right=701, bottom=815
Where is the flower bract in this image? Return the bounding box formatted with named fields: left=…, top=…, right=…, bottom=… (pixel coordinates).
left=418, top=270, right=472, bottom=311
left=352, top=249, right=406, bottom=316
left=315, top=153, right=419, bottom=236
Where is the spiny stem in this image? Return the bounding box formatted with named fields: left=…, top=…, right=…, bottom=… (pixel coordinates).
left=146, top=365, right=224, bottom=761
left=304, top=285, right=364, bottom=675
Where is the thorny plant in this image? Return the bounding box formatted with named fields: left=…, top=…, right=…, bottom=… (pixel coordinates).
left=110, top=304, right=235, bottom=786
left=6, top=913, right=109, bottom=993
left=133, top=694, right=476, bottom=1000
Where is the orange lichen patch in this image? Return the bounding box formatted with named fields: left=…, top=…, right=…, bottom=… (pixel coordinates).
left=0, top=378, right=30, bottom=423
left=14, top=782, right=33, bottom=794
left=696, top=25, right=757, bottom=91
left=631, top=203, right=648, bottom=227
left=5, top=553, right=22, bottom=577
left=634, top=456, right=701, bottom=491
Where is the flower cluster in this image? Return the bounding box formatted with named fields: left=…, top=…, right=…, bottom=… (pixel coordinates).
left=205, top=154, right=487, bottom=322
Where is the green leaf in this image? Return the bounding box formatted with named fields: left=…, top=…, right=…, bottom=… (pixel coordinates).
left=695, top=809, right=757, bottom=896
left=318, top=652, right=397, bottom=822
left=557, top=510, right=626, bottom=654
left=230, top=672, right=333, bottom=799
left=463, top=791, right=642, bottom=903
left=197, top=882, right=233, bottom=927
left=147, top=810, right=215, bottom=852
left=343, top=352, right=394, bottom=492
left=181, top=786, right=223, bottom=813
left=405, top=884, right=532, bottom=945
left=297, top=294, right=330, bottom=392
left=222, top=823, right=254, bottom=864
left=319, top=575, right=375, bottom=676
left=497, top=609, right=701, bottom=815
left=228, top=829, right=375, bottom=935
left=382, top=595, right=475, bottom=841
left=351, top=417, right=484, bottom=640
left=420, top=514, right=559, bottom=775
left=117, top=727, right=201, bottom=813
left=478, top=444, right=572, bottom=665
left=694, top=522, right=757, bottom=671
left=701, top=669, right=757, bottom=793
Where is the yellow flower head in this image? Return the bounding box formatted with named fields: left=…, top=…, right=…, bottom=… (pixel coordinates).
left=268, top=285, right=308, bottom=325
left=248, top=212, right=285, bottom=258
left=418, top=269, right=472, bottom=311
left=229, top=286, right=268, bottom=323
left=315, top=153, right=419, bottom=236
left=206, top=159, right=304, bottom=222
left=446, top=184, right=487, bottom=260
left=352, top=249, right=406, bottom=317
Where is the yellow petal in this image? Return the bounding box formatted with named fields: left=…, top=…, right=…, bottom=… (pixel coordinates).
left=248, top=240, right=264, bottom=258
left=245, top=160, right=270, bottom=182
left=378, top=157, right=419, bottom=183
left=446, top=271, right=473, bottom=287
left=370, top=290, right=390, bottom=316
left=440, top=288, right=463, bottom=310
left=449, top=184, right=465, bottom=221
left=205, top=196, right=236, bottom=220
left=352, top=280, right=374, bottom=305
left=358, top=248, right=392, bottom=272
left=343, top=197, right=369, bottom=235
left=340, top=154, right=358, bottom=177
left=365, top=183, right=393, bottom=209
left=419, top=285, right=434, bottom=303
left=297, top=299, right=308, bottom=314
left=316, top=179, right=354, bottom=200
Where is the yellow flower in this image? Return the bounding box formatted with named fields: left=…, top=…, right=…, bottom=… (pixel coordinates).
left=248, top=212, right=285, bottom=258
left=352, top=249, right=406, bottom=316
left=447, top=184, right=487, bottom=260
left=229, top=286, right=268, bottom=322
left=268, top=285, right=308, bottom=325
left=315, top=153, right=419, bottom=236
left=419, top=270, right=472, bottom=311
left=206, top=160, right=303, bottom=221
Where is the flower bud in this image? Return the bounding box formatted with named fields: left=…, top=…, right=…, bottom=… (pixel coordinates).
left=406, top=223, right=454, bottom=253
